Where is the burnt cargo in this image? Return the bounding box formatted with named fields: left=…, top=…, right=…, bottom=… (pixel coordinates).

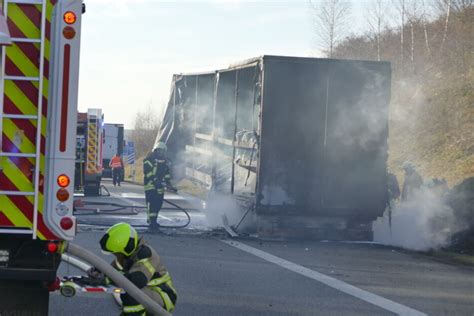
left=156, top=55, right=391, bottom=240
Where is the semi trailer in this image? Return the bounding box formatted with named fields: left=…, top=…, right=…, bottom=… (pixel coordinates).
left=156, top=55, right=391, bottom=240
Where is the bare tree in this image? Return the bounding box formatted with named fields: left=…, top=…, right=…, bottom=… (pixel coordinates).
left=451, top=0, right=473, bottom=69
left=420, top=1, right=432, bottom=59
left=131, top=106, right=160, bottom=158
left=393, top=0, right=407, bottom=66
left=367, top=0, right=388, bottom=61
left=451, top=0, right=473, bottom=11
left=310, top=0, right=352, bottom=57
left=406, top=0, right=423, bottom=63
left=434, top=0, right=453, bottom=52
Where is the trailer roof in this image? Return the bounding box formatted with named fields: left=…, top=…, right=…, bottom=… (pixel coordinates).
left=173, top=55, right=390, bottom=76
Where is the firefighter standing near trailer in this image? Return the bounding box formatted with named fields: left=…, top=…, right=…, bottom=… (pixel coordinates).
left=401, top=161, right=423, bottom=201
left=89, top=222, right=178, bottom=314
left=143, top=142, right=176, bottom=232
left=110, top=153, right=124, bottom=187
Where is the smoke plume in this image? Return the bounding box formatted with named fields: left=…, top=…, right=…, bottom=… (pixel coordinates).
left=201, top=193, right=253, bottom=231
left=373, top=187, right=468, bottom=251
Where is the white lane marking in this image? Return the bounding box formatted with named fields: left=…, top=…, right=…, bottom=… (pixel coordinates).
left=115, top=192, right=189, bottom=201
left=221, top=240, right=427, bottom=316
left=158, top=214, right=172, bottom=221
left=321, top=240, right=383, bottom=245
left=163, top=194, right=188, bottom=201
left=117, top=193, right=145, bottom=199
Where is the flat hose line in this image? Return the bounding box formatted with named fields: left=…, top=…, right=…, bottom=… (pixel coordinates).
left=75, top=198, right=192, bottom=229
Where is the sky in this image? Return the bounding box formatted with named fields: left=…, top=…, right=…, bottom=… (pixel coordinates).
left=78, top=0, right=372, bottom=128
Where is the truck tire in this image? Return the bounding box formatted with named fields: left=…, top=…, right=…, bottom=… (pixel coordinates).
left=0, top=280, right=49, bottom=315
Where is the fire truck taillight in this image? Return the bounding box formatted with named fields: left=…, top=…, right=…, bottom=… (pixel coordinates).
left=63, top=26, right=76, bottom=39
left=55, top=203, right=69, bottom=216
left=63, top=11, right=77, bottom=25
left=56, top=188, right=70, bottom=202
left=47, top=242, right=58, bottom=253
left=60, top=217, right=74, bottom=230
left=57, top=174, right=70, bottom=188
left=47, top=277, right=61, bottom=292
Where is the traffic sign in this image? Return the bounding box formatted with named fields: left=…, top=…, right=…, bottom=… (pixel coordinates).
left=127, top=141, right=135, bottom=155
left=127, top=152, right=135, bottom=165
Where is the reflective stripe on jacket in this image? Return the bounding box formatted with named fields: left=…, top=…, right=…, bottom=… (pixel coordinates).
left=110, top=156, right=123, bottom=168
left=143, top=154, right=172, bottom=192
left=115, top=239, right=177, bottom=313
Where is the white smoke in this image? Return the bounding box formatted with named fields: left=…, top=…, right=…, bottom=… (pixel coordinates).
left=373, top=187, right=467, bottom=251
left=202, top=193, right=250, bottom=230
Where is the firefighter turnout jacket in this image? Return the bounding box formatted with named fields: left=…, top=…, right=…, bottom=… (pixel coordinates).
left=143, top=153, right=172, bottom=194
left=109, top=239, right=177, bottom=314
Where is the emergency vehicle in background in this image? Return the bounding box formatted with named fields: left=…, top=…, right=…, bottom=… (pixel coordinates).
left=102, top=122, right=124, bottom=179
left=75, top=108, right=104, bottom=196
left=0, top=0, right=83, bottom=314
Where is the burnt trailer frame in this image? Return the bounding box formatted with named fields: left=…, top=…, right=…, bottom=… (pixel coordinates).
left=158, top=55, right=391, bottom=239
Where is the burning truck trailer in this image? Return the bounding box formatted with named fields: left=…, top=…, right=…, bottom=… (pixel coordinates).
left=157, top=55, right=391, bottom=240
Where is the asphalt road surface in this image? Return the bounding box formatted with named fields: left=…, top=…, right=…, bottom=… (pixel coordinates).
left=49, top=180, right=474, bottom=315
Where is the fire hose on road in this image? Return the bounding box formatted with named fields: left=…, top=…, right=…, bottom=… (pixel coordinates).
left=74, top=198, right=192, bottom=229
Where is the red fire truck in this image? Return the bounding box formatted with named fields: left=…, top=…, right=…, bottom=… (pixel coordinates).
left=0, top=0, right=83, bottom=313
left=75, top=108, right=104, bottom=196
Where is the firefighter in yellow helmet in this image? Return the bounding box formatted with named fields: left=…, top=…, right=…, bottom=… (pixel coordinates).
left=95, top=223, right=178, bottom=315
left=143, top=142, right=176, bottom=232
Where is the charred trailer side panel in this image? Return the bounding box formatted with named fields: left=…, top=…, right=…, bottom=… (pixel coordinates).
left=257, top=57, right=391, bottom=240
left=158, top=56, right=391, bottom=240
left=160, top=66, right=261, bottom=201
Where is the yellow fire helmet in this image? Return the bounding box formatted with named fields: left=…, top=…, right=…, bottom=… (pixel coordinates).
left=99, top=222, right=139, bottom=256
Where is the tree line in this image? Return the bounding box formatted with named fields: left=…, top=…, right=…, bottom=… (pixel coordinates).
left=310, top=0, right=473, bottom=184
left=311, top=0, right=473, bottom=80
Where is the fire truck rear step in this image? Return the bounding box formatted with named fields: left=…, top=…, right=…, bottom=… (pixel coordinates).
left=0, top=190, right=35, bottom=196
left=0, top=152, right=37, bottom=158
left=4, top=75, right=40, bottom=81
left=10, top=37, right=42, bottom=43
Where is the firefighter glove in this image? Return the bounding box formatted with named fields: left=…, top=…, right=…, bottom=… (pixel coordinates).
left=87, top=267, right=106, bottom=284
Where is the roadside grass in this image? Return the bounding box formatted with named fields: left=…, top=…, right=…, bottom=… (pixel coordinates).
left=175, top=178, right=209, bottom=199
left=124, top=157, right=144, bottom=184
left=388, top=71, right=474, bottom=187
left=123, top=158, right=206, bottom=198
